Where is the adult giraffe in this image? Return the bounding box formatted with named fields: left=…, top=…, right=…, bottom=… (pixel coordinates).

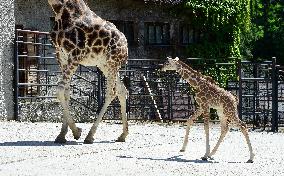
left=48, top=0, right=129, bottom=144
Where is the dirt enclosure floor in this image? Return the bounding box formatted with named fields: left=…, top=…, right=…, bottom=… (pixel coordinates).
left=0, top=121, right=283, bottom=176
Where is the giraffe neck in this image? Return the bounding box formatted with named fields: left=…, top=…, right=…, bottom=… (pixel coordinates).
left=178, top=61, right=205, bottom=79
left=65, top=0, right=90, bottom=16
left=176, top=61, right=204, bottom=89
left=51, top=0, right=93, bottom=31
left=51, top=0, right=90, bottom=16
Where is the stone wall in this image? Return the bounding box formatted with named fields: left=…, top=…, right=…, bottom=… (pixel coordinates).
left=15, top=0, right=52, bottom=31
left=0, top=0, right=15, bottom=120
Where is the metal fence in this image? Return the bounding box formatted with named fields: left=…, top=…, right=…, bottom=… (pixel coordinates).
left=14, top=29, right=199, bottom=122
left=278, top=67, right=284, bottom=128
left=14, top=29, right=59, bottom=121
left=14, top=29, right=101, bottom=122
left=237, top=58, right=284, bottom=131
left=13, top=29, right=284, bottom=131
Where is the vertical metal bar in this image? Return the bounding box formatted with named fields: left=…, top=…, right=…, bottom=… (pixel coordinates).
left=253, top=63, right=257, bottom=128
left=170, top=75, right=174, bottom=120
left=271, top=57, right=278, bottom=132
left=127, top=67, right=131, bottom=119
left=238, top=59, right=243, bottom=120
left=13, top=29, right=19, bottom=121
left=36, top=33, right=40, bottom=95
left=43, top=34, right=47, bottom=95
left=97, top=69, right=103, bottom=114
left=168, top=75, right=172, bottom=120
left=167, top=73, right=171, bottom=120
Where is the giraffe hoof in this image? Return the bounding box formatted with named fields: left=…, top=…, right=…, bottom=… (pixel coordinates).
left=179, top=149, right=185, bottom=152
left=201, top=157, right=208, bottom=161
left=73, top=127, right=82, bottom=140
left=116, top=137, right=125, bottom=142
left=54, top=137, right=67, bottom=144
left=246, top=159, right=253, bottom=163
left=83, top=138, right=94, bottom=144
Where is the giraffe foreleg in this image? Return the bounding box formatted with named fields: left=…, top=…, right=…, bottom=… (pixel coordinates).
left=116, top=78, right=129, bottom=142
left=55, top=84, right=72, bottom=143
left=207, top=120, right=229, bottom=159
left=55, top=67, right=81, bottom=143
left=55, top=82, right=68, bottom=143
left=65, top=85, right=82, bottom=140
left=180, top=110, right=203, bottom=152
left=201, top=112, right=211, bottom=160
left=55, top=101, right=69, bottom=144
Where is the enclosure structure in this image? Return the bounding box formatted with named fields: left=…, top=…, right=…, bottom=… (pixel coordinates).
left=13, top=28, right=284, bottom=132
left=0, top=0, right=197, bottom=120
left=237, top=59, right=284, bottom=131
left=2, top=0, right=284, bottom=132
left=13, top=29, right=196, bottom=122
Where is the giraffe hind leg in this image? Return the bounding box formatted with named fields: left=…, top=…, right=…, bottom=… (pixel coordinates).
left=235, top=118, right=255, bottom=163
left=84, top=78, right=116, bottom=144
left=116, top=77, right=129, bottom=142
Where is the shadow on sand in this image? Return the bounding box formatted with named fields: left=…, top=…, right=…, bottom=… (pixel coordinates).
left=117, top=155, right=218, bottom=163
left=0, top=139, right=117, bottom=147
left=0, top=140, right=80, bottom=146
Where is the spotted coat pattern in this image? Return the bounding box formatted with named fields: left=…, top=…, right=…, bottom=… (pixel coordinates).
left=48, top=0, right=129, bottom=144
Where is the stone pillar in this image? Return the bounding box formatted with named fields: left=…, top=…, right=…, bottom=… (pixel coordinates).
left=0, top=0, right=15, bottom=120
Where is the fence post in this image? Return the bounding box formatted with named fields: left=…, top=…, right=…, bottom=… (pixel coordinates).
left=166, top=75, right=172, bottom=120
left=237, top=59, right=243, bottom=120
left=13, top=29, right=19, bottom=121
left=97, top=69, right=104, bottom=113
left=271, top=57, right=278, bottom=132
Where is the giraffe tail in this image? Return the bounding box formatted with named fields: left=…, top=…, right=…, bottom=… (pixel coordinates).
left=122, top=76, right=131, bottom=89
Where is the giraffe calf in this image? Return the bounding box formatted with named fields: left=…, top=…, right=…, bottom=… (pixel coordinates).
left=161, top=57, right=255, bottom=163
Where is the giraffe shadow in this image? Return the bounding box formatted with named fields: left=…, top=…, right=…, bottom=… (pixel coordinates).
left=0, top=140, right=80, bottom=147
left=117, top=155, right=218, bottom=163
left=93, top=140, right=116, bottom=144
left=0, top=139, right=117, bottom=147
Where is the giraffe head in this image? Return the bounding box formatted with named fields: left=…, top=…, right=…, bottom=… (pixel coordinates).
left=161, top=57, right=180, bottom=71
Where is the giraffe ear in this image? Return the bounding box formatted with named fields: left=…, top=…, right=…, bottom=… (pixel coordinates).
left=167, top=56, right=172, bottom=60
left=174, top=57, right=179, bottom=61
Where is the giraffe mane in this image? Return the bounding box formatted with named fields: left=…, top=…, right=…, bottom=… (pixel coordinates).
left=177, top=60, right=218, bottom=85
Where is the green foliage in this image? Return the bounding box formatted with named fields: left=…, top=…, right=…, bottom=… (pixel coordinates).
left=171, top=0, right=283, bottom=85
left=185, top=42, right=231, bottom=58
left=170, top=0, right=248, bottom=86
left=244, top=0, right=284, bottom=64
left=173, top=0, right=252, bottom=59
left=182, top=58, right=238, bottom=88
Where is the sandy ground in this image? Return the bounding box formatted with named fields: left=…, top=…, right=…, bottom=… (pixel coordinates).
left=0, top=121, right=283, bottom=176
